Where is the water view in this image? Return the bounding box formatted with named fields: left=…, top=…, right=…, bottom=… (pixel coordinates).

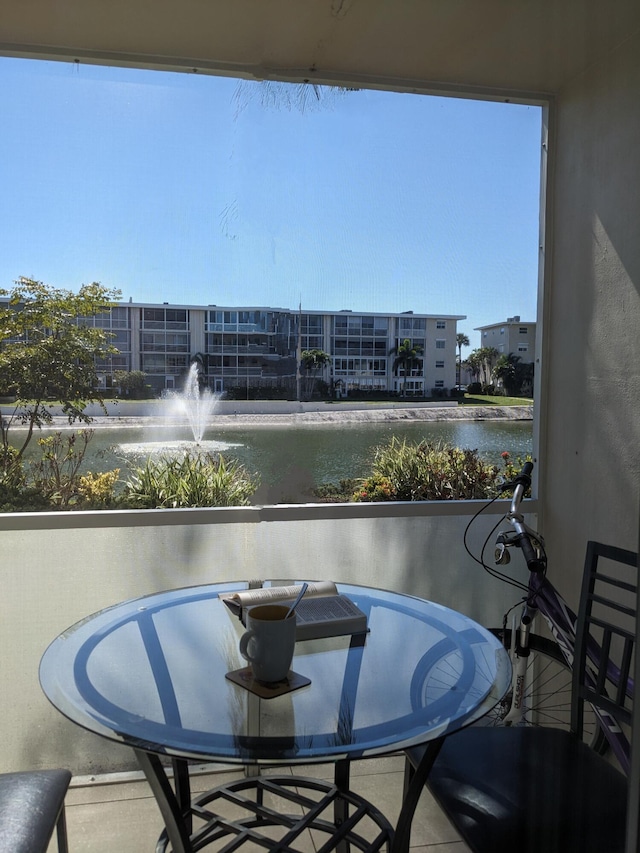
left=13, top=418, right=532, bottom=504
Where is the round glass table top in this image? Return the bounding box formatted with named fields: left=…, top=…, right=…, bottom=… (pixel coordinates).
left=40, top=582, right=510, bottom=765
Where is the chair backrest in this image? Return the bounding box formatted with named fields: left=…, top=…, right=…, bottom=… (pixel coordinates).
left=572, top=540, right=638, bottom=760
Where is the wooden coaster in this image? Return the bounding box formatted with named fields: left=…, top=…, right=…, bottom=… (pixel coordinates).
left=225, top=667, right=311, bottom=698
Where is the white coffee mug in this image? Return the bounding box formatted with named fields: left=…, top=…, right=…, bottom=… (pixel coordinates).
left=239, top=603, right=296, bottom=683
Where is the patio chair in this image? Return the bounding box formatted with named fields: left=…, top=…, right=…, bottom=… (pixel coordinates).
left=405, top=540, right=638, bottom=853
left=0, top=769, right=72, bottom=853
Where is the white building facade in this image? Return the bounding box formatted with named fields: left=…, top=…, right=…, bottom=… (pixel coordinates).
left=90, top=302, right=464, bottom=397
left=475, top=316, right=536, bottom=363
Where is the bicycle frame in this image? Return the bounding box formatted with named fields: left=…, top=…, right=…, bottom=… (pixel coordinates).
left=491, top=467, right=633, bottom=772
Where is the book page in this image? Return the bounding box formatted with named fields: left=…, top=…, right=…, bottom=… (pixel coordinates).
left=219, top=580, right=337, bottom=607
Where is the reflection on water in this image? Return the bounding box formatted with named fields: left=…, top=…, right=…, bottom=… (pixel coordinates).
left=12, top=419, right=532, bottom=504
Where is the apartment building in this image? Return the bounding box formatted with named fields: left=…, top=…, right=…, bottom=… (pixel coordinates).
left=475, top=316, right=536, bottom=363
left=88, top=302, right=464, bottom=396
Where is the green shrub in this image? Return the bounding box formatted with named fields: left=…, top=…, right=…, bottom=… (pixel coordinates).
left=1, top=429, right=121, bottom=511
left=352, top=474, right=395, bottom=502
left=121, top=452, right=258, bottom=508
left=359, top=438, right=501, bottom=501
left=77, top=470, right=120, bottom=507
left=430, top=387, right=449, bottom=399
left=0, top=445, right=25, bottom=491
left=29, top=430, right=95, bottom=507
left=313, top=478, right=360, bottom=503
left=0, top=483, right=50, bottom=512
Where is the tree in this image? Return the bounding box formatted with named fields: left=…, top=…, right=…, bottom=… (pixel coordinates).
left=516, top=361, right=535, bottom=397
left=464, top=351, right=483, bottom=384
left=476, top=346, right=500, bottom=387
left=492, top=352, right=522, bottom=395
left=300, top=349, right=331, bottom=400
left=456, top=333, right=470, bottom=385
left=492, top=353, right=534, bottom=397
left=390, top=338, right=424, bottom=397
left=0, top=277, right=120, bottom=465
left=114, top=370, right=148, bottom=398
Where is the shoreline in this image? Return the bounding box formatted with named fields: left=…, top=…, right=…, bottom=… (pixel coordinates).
left=21, top=403, right=534, bottom=429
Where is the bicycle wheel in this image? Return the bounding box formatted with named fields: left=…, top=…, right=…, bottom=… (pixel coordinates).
left=484, top=629, right=608, bottom=754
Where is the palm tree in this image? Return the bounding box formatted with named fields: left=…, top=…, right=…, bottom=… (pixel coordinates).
left=493, top=352, right=522, bottom=395
left=300, top=349, right=331, bottom=400
left=389, top=338, right=423, bottom=397
left=464, top=351, right=483, bottom=385
left=477, top=346, right=499, bottom=387
left=455, top=333, right=470, bottom=385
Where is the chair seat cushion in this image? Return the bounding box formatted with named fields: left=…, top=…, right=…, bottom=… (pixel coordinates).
left=407, top=727, right=627, bottom=853
left=0, top=769, right=72, bottom=853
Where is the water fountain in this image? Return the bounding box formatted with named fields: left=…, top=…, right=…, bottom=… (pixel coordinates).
left=117, top=362, right=242, bottom=458
left=175, top=361, right=218, bottom=444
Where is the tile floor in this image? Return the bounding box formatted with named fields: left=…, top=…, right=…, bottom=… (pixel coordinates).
left=59, top=755, right=470, bottom=851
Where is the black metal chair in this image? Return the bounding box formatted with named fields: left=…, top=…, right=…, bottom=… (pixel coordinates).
left=405, top=540, right=638, bottom=853
left=0, top=769, right=72, bottom=853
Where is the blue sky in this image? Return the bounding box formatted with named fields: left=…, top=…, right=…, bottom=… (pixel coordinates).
left=0, top=58, right=541, bottom=350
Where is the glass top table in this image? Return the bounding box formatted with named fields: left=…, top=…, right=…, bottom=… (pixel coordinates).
left=40, top=581, right=511, bottom=852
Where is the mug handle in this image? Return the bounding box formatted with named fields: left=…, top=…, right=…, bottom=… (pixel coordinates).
left=239, top=630, right=256, bottom=662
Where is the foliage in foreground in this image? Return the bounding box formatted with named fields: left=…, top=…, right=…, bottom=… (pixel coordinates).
left=121, top=452, right=258, bottom=508
left=356, top=439, right=501, bottom=501
left=0, top=431, right=259, bottom=511
left=0, top=277, right=120, bottom=470
left=0, top=430, right=121, bottom=511
left=314, top=440, right=526, bottom=503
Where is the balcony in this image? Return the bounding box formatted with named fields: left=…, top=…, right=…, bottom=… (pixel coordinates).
left=2, top=499, right=522, bottom=848
left=1, top=500, right=528, bottom=773
left=1, top=0, right=639, bottom=848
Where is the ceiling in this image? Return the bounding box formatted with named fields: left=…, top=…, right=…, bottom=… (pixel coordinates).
left=1, top=0, right=640, bottom=98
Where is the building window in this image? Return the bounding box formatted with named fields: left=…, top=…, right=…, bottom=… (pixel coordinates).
left=435, top=339, right=445, bottom=349
left=518, top=344, right=529, bottom=352
left=500, top=327, right=505, bottom=334
left=519, top=326, right=528, bottom=334
left=436, top=320, right=446, bottom=329
left=434, top=380, right=444, bottom=388
left=435, top=360, right=445, bottom=368
left=398, top=317, right=425, bottom=335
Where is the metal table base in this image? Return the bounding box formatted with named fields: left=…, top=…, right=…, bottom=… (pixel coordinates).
left=137, top=752, right=394, bottom=853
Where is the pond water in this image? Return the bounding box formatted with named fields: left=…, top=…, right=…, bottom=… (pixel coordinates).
left=12, top=418, right=532, bottom=504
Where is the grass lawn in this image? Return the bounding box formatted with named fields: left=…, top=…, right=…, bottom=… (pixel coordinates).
left=1, top=395, right=534, bottom=411
left=459, top=394, right=533, bottom=406
left=324, top=394, right=532, bottom=407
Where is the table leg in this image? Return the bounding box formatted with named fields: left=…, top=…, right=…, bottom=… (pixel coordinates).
left=333, top=759, right=351, bottom=853
left=171, top=758, right=193, bottom=836
left=392, top=739, right=444, bottom=853
left=134, top=750, right=192, bottom=853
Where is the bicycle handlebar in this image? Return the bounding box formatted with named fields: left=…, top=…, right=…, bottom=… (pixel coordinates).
left=502, top=462, right=546, bottom=574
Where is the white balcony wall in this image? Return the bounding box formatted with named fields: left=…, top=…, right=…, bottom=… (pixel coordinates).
left=541, top=26, right=640, bottom=600
left=1, top=503, right=529, bottom=775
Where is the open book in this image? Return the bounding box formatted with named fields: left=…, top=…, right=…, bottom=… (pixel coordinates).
left=219, top=581, right=368, bottom=641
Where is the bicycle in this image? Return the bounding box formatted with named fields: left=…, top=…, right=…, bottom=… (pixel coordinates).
left=410, top=461, right=633, bottom=770
left=472, top=461, right=637, bottom=763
